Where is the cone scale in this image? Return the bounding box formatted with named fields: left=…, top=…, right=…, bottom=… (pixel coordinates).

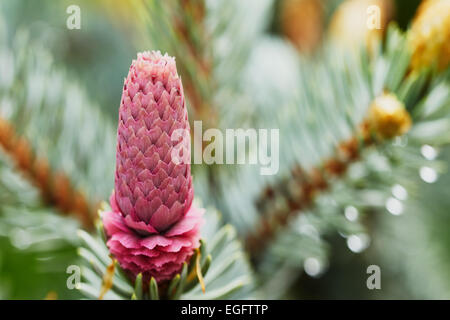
left=102, top=51, right=204, bottom=283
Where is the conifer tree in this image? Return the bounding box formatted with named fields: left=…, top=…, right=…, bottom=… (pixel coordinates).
left=0, top=0, right=449, bottom=299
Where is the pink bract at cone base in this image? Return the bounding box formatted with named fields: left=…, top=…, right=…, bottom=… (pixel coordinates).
left=103, top=193, right=204, bottom=282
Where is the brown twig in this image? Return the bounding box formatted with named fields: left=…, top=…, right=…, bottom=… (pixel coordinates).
left=0, top=116, right=96, bottom=229
left=173, top=0, right=217, bottom=127
left=247, top=127, right=373, bottom=258
left=247, top=91, right=412, bottom=259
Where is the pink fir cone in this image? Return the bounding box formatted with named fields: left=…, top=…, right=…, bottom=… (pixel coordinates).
left=102, top=51, right=204, bottom=283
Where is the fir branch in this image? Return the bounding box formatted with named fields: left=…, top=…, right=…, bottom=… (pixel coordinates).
left=225, top=24, right=450, bottom=266
left=173, top=0, right=211, bottom=105
left=247, top=92, right=412, bottom=259
left=143, top=0, right=217, bottom=127
left=247, top=123, right=368, bottom=257
left=0, top=116, right=96, bottom=229
left=0, top=22, right=117, bottom=230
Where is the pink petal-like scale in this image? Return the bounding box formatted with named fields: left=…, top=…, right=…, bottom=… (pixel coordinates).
left=103, top=203, right=204, bottom=283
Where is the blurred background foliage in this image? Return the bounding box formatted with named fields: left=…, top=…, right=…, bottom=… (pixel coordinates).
left=0, top=0, right=449, bottom=299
